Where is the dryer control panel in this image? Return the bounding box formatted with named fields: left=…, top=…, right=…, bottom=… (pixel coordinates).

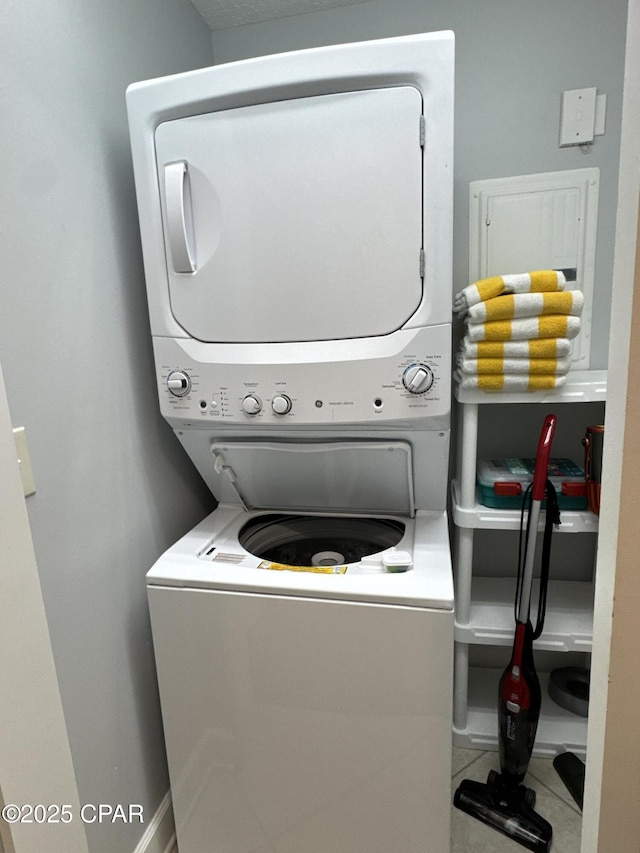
left=153, top=325, right=450, bottom=429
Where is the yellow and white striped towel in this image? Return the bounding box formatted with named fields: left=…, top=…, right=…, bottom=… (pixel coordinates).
left=466, top=314, right=582, bottom=343
left=459, top=338, right=572, bottom=359
left=466, top=290, right=583, bottom=324
left=455, top=353, right=571, bottom=376
left=453, top=270, right=566, bottom=313
left=454, top=371, right=567, bottom=392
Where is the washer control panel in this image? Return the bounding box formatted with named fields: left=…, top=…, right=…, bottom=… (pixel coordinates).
left=155, top=325, right=450, bottom=427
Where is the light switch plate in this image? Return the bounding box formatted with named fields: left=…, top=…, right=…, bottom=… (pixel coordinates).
left=559, top=87, right=597, bottom=147
left=12, top=427, right=36, bottom=497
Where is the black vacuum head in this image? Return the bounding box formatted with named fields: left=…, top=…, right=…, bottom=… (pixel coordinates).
left=454, top=771, right=552, bottom=853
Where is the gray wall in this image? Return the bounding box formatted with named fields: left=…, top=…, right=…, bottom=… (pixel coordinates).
left=0, top=2, right=215, bottom=851
left=212, top=0, right=628, bottom=370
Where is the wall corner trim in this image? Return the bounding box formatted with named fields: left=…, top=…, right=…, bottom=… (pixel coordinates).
left=132, top=790, right=175, bottom=853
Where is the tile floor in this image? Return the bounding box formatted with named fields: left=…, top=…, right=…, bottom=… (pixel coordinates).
left=168, top=747, right=583, bottom=852
left=451, top=747, right=582, bottom=852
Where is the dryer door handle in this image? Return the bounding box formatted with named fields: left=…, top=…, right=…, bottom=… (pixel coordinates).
left=164, top=161, right=196, bottom=273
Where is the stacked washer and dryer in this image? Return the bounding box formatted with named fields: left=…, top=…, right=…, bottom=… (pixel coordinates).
left=127, top=31, right=455, bottom=853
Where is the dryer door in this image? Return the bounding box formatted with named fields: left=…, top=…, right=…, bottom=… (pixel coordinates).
left=154, top=86, right=423, bottom=343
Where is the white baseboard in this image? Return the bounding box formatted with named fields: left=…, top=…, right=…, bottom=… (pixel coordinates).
left=132, top=790, right=176, bottom=853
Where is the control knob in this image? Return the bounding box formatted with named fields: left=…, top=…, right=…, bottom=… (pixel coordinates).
left=271, top=394, right=292, bottom=415
left=242, top=395, right=262, bottom=415
left=167, top=370, right=191, bottom=397
left=402, top=364, right=434, bottom=394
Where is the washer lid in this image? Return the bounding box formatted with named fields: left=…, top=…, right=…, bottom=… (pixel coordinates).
left=210, top=441, right=415, bottom=516
left=154, top=86, right=423, bottom=343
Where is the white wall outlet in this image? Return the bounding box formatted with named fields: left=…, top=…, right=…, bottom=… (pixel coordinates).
left=559, top=87, right=597, bottom=147
left=12, top=426, right=36, bottom=497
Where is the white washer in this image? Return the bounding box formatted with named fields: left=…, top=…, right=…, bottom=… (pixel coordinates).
left=127, top=31, right=455, bottom=853
left=148, top=505, right=453, bottom=853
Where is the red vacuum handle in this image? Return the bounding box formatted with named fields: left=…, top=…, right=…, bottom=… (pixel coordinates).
left=531, top=414, right=557, bottom=501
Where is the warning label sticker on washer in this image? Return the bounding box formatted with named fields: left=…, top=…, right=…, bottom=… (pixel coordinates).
left=258, top=561, right=348, bottom=575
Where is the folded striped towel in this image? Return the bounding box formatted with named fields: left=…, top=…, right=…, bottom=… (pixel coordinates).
left=453, top=270, right=565, bottom=313
left=455, top=353, right=571, bottom=376
left=466, top=314, right=582, bottom=343
left=454, top=371, right=567, bottom=392
left=466, top=290, right=583, bottom=324
left=459, top=338, right=572, bottom=359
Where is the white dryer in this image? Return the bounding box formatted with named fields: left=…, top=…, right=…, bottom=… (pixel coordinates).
left=127, top=31, right=455, bottom=853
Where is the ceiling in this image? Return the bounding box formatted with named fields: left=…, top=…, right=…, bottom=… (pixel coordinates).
left=189, top=0, right=373, bottom=30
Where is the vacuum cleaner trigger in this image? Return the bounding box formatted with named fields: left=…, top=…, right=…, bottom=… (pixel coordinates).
left=546, top=480, right=561, bottom=527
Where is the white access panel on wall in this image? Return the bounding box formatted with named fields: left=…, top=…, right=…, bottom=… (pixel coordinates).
left=469, top=168, right=599, bottom=368
left=155, top=86, right=423, bottom=344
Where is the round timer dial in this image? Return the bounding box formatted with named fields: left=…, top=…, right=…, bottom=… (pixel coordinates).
left=402, top=364, right=434, bottom=394
left=167, top=370, right=191, bottom=397
left=271, top=395, right=292, bottom=415
left=242, top=395, right=262, bottom=415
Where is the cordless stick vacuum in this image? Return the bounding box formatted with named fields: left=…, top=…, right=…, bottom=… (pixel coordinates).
left=454, top=413, right=561, bottom=853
